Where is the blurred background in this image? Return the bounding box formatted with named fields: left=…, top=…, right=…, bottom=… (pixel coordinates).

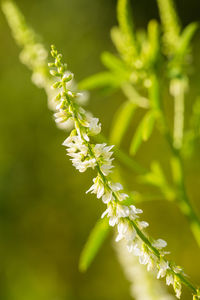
left=0, top=0, right=200, bottom=299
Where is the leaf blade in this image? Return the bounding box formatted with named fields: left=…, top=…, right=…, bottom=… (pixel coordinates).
left=110, top=100, right=136, bottom=146
left=79, top=217, right=110, bottom=272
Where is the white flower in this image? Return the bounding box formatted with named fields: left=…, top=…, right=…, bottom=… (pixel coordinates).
left=54, top=110, right=68, bottom=123
left=101, top=205, right=118, bottom=226
left=174, top=277, right=182, bottom=299
left=70, top=156, right=96, bottom=172
left=109, top=182, right=123, bottom=191
left=139, top=251, right=150, bottom=265
left=116, top=221, right=129, bottom=242
left=93, top=144, right=114, bottom=175
left=102, top=191, right=113, bottom=204
left=116, top=204, right=130, bottom=218
left=117, top=192, right=129, bottom=202
left=76, top=91, right=89, bottom=105
left=138, top=221, right=149, bottom=229
left=166, top=273, right=174, bottom=286
left=116, top=220, right=136, bottom=242
left=146, top=257, right=155, bottom=271
left=153, top=239, right=167, bottom=249
left=63, top=135, right=88, bottom=155
left=88, top=117, right=101, bottom=135
left=157, top=260, right=169, bottom=279
left=86, top=175, right=104, bottom=199
left=127, top=241, right=141, bottom=255
left=129, top=205, right=143, bottom=221
left=100, top=164, right=113, bottom=176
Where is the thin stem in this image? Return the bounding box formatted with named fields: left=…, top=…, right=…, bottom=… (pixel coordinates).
left=172, top=79, right=185, bottom=149
left=150, top=73, right=200, bottom=247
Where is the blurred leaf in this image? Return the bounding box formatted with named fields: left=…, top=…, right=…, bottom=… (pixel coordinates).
left=79, top=217, right=110, bottom=272
left=142, top=111, right=156, bottom=141
left=146, top=20, right=160, bottom=66
left=156, top=0, right=181, bottom=52
left=129, top=110, right=156, bottom=155
left=110, top=26, right=127, bottom=59
left=117, top=0, right=137, bottom=53
left=78, top=72, right=120, bottom=90
left=110, top=100, right=136, bottom=146
left=115, top=0, right=138, bottom=65
left=176, top=22, right=198, bottom=57
left=101, top=52, right=129, bottom=75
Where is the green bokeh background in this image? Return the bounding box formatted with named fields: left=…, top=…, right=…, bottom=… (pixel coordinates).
left=0, top=0, right=200, bottom=299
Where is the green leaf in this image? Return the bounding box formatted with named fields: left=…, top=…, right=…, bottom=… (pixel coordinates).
left=78, top=72, right=120, bottom=90
left=146, top=20, right=160, bottom=66
left=79, top=217, right=110, bottom=272
left=129, top=111, right=156, bottom=155
left=110, top=26, right=127, bottom=59
left=142, top=111, right=156, bottom=141
left=176, top=22, right=198, bottom=57
left=110, top=100, right=136, bottom=146
left=156, top=0, right=181, bottom=51
left=101, top=52, right=130, bottom=78
left=117, top=0, right=137, bottom=51
left=129, top=122, right=143, bottom=156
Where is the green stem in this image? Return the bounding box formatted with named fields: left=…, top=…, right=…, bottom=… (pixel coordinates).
left=150, top=73, right=200, bottom=248
left=172, top=79, right=185, bottom=149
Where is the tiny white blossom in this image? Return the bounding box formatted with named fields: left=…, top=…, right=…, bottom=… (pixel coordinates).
left=86, top=176, right=104, bottom=199
left=102, top=191, right=113, bottom=204
left=138, top=221, right=149, bottom=229
left=157, top=260, right=169, bottom=279
left=54, top=110, right=68, bottom=123
left=153, top=239, right=167, bottom=249
left=166, top=273, right=174, bottom=286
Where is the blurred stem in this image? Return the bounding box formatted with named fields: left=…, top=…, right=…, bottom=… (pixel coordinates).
left=149, top=73, right=200, bottom=247
left=172, top=79, right=185, bottom=149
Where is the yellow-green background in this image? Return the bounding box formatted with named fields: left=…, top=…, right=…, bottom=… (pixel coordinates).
left=0, top=0, right=200, bottom=299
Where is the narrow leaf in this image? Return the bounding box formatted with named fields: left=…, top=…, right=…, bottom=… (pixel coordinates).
left=142, top=111, right=156, bottom=141
left=129, top=121, right=143, bottom=156
left=176, top=22, right=198, bottom=57
left=79, top=217, right=110, bottom=272
left=117, top=0, right=137, bottom=52
left=110, top=100, right=136, bottom=146
left=78, top=72, right=120, bottom=90
left=129, top=111, right=156, bottom=155
left=101, top=52, right=130, bottom=79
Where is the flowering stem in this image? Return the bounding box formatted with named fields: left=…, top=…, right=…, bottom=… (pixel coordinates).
left=48, top=46, right=200, bottom=298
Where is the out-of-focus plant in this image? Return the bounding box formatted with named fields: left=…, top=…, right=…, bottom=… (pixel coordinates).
left=79, top=0, right=200, bottom=249
left=2, top=0, right=200, bottom=299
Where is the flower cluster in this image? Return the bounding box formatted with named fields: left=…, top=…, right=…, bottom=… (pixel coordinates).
left=49, top=45, right=198, bottom=299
